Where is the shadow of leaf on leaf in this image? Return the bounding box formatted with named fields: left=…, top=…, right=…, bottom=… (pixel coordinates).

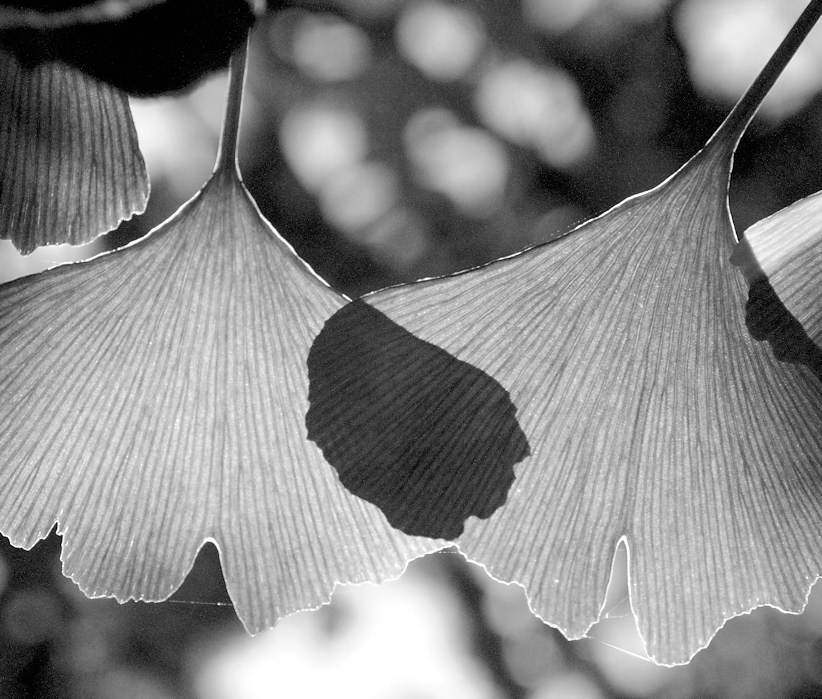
left=307, top=299, right=531, bottom=539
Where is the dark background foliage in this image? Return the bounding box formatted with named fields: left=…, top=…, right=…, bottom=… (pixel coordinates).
left=1, top=0, right=821, bottom=696
left=0, top=0, right=254, bottom=94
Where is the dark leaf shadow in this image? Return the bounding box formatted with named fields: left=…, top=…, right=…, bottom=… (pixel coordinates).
left=745, top=278, right=822, bottom=382
left=306, top=299, right=530, bottom=540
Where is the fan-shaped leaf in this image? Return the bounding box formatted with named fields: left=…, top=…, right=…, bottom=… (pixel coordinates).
left=0, top=168, right=442, bottom=629
left=309, top=138, right=822, bottom=665
left=0, top=49, right=148, bottom=252
left=308, top=3, right=822, bottom=665
left=733, top=190, right=822, bottom=375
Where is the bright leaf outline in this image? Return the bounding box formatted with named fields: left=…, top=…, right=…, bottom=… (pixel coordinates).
left=733, top=188, right=822, bottom=373
left=306, top=4, right=822, bottom=666
left=0, top=44, right=443, bottom=632
left=0, top=48, right=148, bottom=253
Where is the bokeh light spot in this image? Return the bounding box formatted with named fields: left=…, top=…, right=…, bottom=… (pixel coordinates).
left=291, top=13, right=372, bottom=82
left=0, top=238, right=106, bottom=284
left=524, top=0, right=669, bottom=35
left=129, top=76, right=227, bottom=202
left=361, top=207, right=431, bottom=271
left=396, top=0, right=486, bottom=81
left=503, top=629, right=564, bottom=689
left=318, top=160, right=398, bottom=234
left=474, top=58, right=595, bottom=168
left=279, top=103, right=368, bottom=192
left=677, top=0, right=822, bottom=122
left=404, top=108, right=510, bottom=217
left=533, top=672, right=606, bottom=699
left=192, top=559, right=500, bottom=699
left=522, top=0, right=598, bottom=34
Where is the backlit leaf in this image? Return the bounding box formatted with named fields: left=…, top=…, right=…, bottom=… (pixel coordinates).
left=0, top=49, right=148, bottom=253
left=307, top=7, right=822, bottom=665
left=0, top=167, right=443, bottom=628
left=0, top=38, right=443, bottom=627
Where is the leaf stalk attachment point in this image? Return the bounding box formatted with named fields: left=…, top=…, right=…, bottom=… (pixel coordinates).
left=214, top=36, right=249, bottom=177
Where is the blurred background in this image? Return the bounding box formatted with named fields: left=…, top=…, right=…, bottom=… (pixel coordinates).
left=2, top=0, right=822, bottom=696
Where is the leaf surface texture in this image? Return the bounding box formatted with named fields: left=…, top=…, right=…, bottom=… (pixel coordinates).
left=309, top=147, right=822, bottom=664
left=0, top=49, right=148, bottom=252
left=734, top=189, right=822, bottom=353
left=0, top=172, right=441, bottom=629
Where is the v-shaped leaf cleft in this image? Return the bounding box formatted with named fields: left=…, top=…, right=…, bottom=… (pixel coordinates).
left=0, top=41, right=442, bottom=633
left=307, top=2, right=822, bottom=665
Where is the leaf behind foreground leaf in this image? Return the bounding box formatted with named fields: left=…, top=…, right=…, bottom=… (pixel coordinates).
left=0, top=49, right=148, bottom=253
left=734, top=189, right=822, bottom=374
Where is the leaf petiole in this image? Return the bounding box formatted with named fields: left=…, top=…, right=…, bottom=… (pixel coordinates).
left=707, top=0, right=822, bottom=156
left=214, top=35, right=249, bottom=177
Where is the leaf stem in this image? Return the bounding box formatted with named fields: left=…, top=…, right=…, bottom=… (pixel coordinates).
left=707, top=0, right=822, bottom=156
left=214, top=36, right=249, bottom=177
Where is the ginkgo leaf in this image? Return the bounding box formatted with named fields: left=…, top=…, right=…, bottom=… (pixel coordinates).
left=307, top=3, right=822, bottom=665
left=0, top=42, right=442, bottom=632
left=0, top=48, right=148, bottom=253
left=0, top=51, right=149, bottom=253
left=732, top=190, right=822, bottom=377
left=0, top=0, right=255, bottom=95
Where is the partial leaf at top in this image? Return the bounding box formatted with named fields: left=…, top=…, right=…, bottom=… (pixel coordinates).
left=0, top=48, right=148, bottom=253
left=0, top=0, right=163, bottom=28
left=0, top=0, right=256, bottom=95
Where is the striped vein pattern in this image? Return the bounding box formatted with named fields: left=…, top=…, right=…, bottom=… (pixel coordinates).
left=735, top=189, right=822, bottom=346
left=0, top=50, right=148, bottom=253
left=307, top=298, right=531, bottom=539
left=349, top=148, right=822, bottom=665
left=0, top=172, right=441, bottom=630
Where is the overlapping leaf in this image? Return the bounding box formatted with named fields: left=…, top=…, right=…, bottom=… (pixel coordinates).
left=307, top=4, right=822, bottom=664
left=2, top=0, right=820, bottom=667
left=308, top=140, right=822, bottom=664
left=0, top=48, right=148, bottom=252
left=0, top=168, right=443, bottom=629
left=733, top=190, right=822, bottom=374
